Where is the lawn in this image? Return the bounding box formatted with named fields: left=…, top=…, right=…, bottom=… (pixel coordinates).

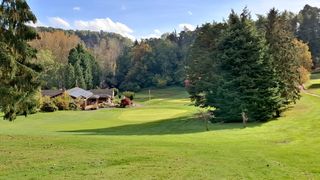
left=0, top=84, right=320, bottom=179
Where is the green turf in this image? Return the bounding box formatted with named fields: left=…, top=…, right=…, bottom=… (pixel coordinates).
left=1, top=85, right=320, bottom=179
left=305, top=72, right=320, bottom=95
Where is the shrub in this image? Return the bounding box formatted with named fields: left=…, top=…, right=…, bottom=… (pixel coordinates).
left=98, top=101, right=115, bottom=108
left=69, top=101, right=80, bottom=110
left=122, top=91, right=135, bottom=100
left=113, top=88, right=119, bottom=96
left=120, top=97, right=132, bottom=108
left=41, top=96, right=58, bottom=112
left=74, top=98, right=85, bottom=110
left=17, top=90, right=42, bottom=115
left=53, top=92, right=73, bottom=110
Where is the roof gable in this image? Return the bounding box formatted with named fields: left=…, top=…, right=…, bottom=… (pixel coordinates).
left=67, top=87, right=93, bottom=99
left=90, top=89, right=114, bottom=98
left=41, top=90, right=63, bottom=97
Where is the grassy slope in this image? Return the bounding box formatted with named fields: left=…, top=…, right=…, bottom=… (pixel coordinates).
left=305, top=72, right=320, bottom=95
left=0, top=86, right=320, bottom=179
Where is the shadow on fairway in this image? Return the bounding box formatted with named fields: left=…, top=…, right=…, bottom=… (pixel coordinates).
left=308, top=84, right=320, bottom=89
left=59, top=116, right=262, bottom=136
left=310, top=73, right=320, bottom=80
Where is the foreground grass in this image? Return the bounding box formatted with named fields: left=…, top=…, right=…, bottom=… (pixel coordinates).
left=0, top=87, right=320, bottom=179
left=305, top=72, right=320, bottom=95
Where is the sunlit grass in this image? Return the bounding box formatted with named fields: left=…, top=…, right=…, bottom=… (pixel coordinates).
left=0, top=85, right=320, bottom=179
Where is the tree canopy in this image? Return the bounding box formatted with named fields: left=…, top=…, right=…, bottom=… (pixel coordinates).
left=0, top=0, right=42, bottom=121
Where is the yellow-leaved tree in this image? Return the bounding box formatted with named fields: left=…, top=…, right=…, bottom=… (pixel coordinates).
left=293, top=39, right=313, bottom=84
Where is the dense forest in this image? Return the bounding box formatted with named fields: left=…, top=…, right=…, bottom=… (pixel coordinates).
left=28, top=27, right=196, bottom=91
left=1, top=0, right=320, bottom=121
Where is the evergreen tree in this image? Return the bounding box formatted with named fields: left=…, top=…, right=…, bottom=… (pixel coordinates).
left=0, top=0, right=42, bottom=121
left=92, top=60, right=101, bottom=88
left=266, top=8, right=301, bottom=115
left=73, top=61, right=86, bottom=89
left=214, top=9, right=279, bottom=121
left=186, top=23, right=226, bottom=108
left=64, top=63, right=75, bottom=89
left=187, top=9, right=281, bottom=122
left=82, top=54, right=93, bottom=89
left=68, top=44, right=99, bottom=89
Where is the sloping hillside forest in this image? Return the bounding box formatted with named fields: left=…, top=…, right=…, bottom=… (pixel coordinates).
left=0, top=1, right=319, bottom=122
left=29, top=27, right=195, bottom=90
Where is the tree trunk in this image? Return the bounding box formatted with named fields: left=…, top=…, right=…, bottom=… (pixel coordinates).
left=241, top=112, right=248, bottom=128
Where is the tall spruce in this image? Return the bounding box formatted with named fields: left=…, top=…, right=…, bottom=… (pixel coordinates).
left=265, top=8, right=301, bottom=115
left=73, top=61, right=86, bottom=89
left=68, top=44, right=100, bottom=89
left=187, top=9, right=281, bottom=122
left=64, top=63, right=75, bottom=89
left=214, top=9, right=279, bottom=121
left=186, top=23, right=227, bottom=108
left=0, top=0, right=42, bottom=121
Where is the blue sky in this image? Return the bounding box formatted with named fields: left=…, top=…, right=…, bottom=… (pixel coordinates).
left=27, top=0, right=320, bottom=40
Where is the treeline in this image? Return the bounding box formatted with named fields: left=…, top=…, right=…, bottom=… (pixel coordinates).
left=30, top=27, right=195, bottom=91
left=186, top=8, right=313, bottom=122
left=114, top=31, right=196, bottom=91
left=29, top=28, right=132, bottom=89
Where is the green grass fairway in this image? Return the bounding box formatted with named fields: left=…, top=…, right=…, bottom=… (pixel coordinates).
left=306, top=72, right=320, bottom=96
left=1, top=85, right=320, bottom=179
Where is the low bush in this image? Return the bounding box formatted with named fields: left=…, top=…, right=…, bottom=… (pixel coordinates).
left=69, top=101, right=80, bottom=110
left=53, top=92, right=73, bottom=110
left=41, top=96, right=58, bottom=112
left=99, top=102, right=115, bottom=108
left=120, top=97, right=132, bottom=108
left=113, top=88, right=119, bottom=97
left=17, top=91, right=42, bottom=115
left=122, top=91, right=135, bottom=100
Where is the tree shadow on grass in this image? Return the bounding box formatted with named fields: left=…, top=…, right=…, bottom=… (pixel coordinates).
left=310, top=73, right=320, bottom=80
left=134, top=96, right=188, bottom=103
left=59, top=116, right=262, bottom=136
left=308, top=84, right=320, bottom=89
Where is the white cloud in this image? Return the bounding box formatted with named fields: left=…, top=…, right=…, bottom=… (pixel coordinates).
left=154, top=29, right=161, bottom=34
left=243, top=0, right=320, bottom=17
left=74, top=18, right=135, bottom=40
left=141, top=29, right=162, bottom=39
left=73, top=7, right=81, bottom=11
left=178, top=23, right=195, bottom=31
left=48, top=17, right=71, bottom=29
left=26, top=20, right=46, bottom=27
left=188, top=11, right=193, bottom=16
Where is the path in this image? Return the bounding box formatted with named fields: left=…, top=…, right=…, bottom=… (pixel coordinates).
left=302, top=89, right=320, bottom=98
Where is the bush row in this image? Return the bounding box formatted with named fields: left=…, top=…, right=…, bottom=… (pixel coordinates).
left=40, top=92, right=80, bottom=112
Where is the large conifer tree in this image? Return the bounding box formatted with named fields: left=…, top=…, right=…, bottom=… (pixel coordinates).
left=68, top=44, right=99, bottom=89
left=186, top=23, right=226, bottom=108
left=214, top=9, right=279, bottom=121
left=265, top=8, right=301, bottom=116
left=187, top=9, right=280, bottom=122
left=0, top=0, right=42, bottom=121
